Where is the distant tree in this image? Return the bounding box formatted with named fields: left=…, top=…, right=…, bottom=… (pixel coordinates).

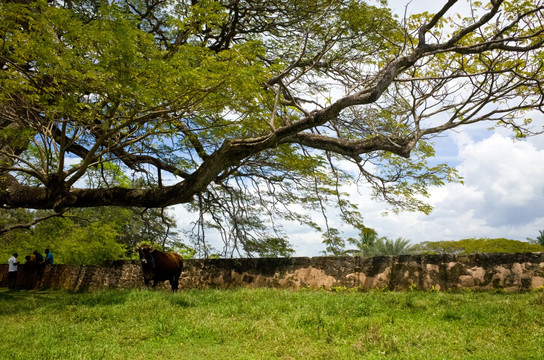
left=121, top=208, right=180, bottom=252
left=0, top=211, right=126, bottom=265
left=0, top=209, right=39, bottom=261
left=538, top=231, right=544, bottom=247
left=527, top=230, right=544, bottom=247
left=243, top=236, right=295, bottom=258
left=365, top=237, right=414, bottom=256
left=49, top=219, right=127, bottom=265
left=413, top=238, right=544, bottom=255
left=321, top=228, right=346, bottom=256
left=344, top=227, right=414, bottom=256
left=346, top=227, right=380, bottom=255
left=169, top=244, right=198, bottom=260
left=0, top=206, right=192, bottom=264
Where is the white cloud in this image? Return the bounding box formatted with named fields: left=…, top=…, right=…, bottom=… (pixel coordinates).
left=455, top=134, right=544, bottom=225
left=354, top=129, right=544, bottom=248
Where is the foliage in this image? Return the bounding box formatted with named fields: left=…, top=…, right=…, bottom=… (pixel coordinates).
left=321, top=228, right=346, bottom=256
left=1, top=288, right=543, bottom=359
left=242, top=236, right=295, bottom=258
left=345, top=226, right=380, bottom=255
left=527, top=230, right=544, bottom=247
left=169, top=244, right=198, bottom=260
left=324, top=226, right=414, bottom=257
left=0, top=207, right=193, bottom=264
left=0, top=209, right=127, bottom=265
left=363, top=236, right=415, bottom=256
left=343, top=226, right=414, bottom=256
left=538, top=231, right=544, bottom=246
left=413, top=238, right=544, bottom=255
left=1, top=0, right=544, bottom=257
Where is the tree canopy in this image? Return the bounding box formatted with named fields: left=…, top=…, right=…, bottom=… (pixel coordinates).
left=412, top=238, right=544, bottom=255
left=1, top=0, right=544, bottom=256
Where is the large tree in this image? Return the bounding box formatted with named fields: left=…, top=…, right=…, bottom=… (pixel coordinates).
left=1, top=0, right=543, bottom=256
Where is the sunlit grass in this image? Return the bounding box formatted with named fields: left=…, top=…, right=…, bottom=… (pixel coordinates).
left=1, top=287, right=543, bottom=359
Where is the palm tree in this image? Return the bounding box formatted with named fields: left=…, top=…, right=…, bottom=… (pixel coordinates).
left=346, top=227, right=414, bottom=256
left=536, top=230, right=544, bottom=246
left=345, top=227, right=379, bottom=256
left=365, top=237, right=415, bottom=256
left=526, top=230, right=544, bottom=246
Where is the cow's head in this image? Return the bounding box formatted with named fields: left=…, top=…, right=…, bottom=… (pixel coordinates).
left=137, top=245, right=154, bottom=266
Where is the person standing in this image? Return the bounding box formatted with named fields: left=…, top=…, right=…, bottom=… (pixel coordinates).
left=44, top=249, right=54, bottom=265
left=32, top=250, right=45, bottom=288
left=33, top=250, right=44, bottom=263
left=8, top=253, right=19, bottom=290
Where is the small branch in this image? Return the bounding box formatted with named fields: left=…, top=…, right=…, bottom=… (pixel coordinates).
left=0, top=211, right=66, bottom=234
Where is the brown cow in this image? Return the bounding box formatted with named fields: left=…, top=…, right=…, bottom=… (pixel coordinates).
left=137, top=245, right=183, bottom=292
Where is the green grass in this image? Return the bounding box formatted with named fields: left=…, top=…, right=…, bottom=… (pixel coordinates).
left=1, top=287, right=543, bottom=359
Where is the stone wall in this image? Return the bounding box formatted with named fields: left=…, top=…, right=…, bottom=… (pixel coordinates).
left=0, top=260, right=146, bottom=292
left=1, top=253, right=544, bottom=292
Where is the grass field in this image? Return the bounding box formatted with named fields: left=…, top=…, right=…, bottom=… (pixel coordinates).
left=1, top=287, right=543, bottom=359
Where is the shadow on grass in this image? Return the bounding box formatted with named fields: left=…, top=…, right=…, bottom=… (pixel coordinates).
left=168, top=295, right=191, bottom=308
left=0, top=287, right=66, bottom=315
left=0, top=287, right=194, bottom=318
left=0, top=287, right=140, bottom=315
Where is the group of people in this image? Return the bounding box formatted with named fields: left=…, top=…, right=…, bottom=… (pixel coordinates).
left=7, top=249, right=54, bottom=290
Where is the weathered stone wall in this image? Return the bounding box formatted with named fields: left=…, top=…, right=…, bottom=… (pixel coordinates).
left=0, top=260, right=146, bottom=292
left=1, top=253, right=544, bottom=292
